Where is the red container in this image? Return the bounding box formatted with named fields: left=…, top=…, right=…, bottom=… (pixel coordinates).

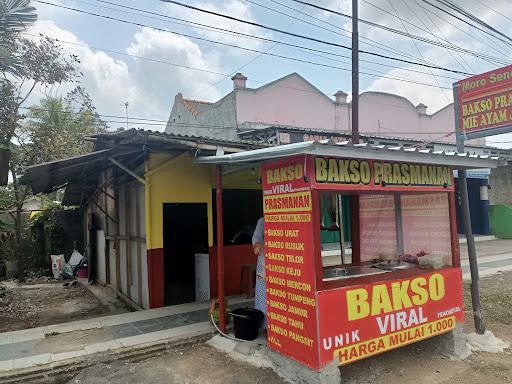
left=76, top=266, right=88, bottom=278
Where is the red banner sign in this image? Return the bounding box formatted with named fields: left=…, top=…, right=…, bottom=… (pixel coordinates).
left=317, top=268, right=463, bottom=367
left=456, top=64, right=512, bottom=134
left=313, top=157, right=454, bottom=192
left=262, top=156, right=320, bottom=369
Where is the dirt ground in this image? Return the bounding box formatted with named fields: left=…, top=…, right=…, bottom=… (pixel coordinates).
left=68, top=270, right=512, bottom=384
left=70, top=342, right=284, bottom=384
left=0, top=276, right=130, bottom=332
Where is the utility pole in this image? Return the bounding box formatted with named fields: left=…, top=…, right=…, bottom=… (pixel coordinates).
left=349, top=0, right=361, bottom=264
left=351, top=0, right=359, bottom=144
left=454, top=85, right=485, bottom=335
left=124, top=101, right=129, bottom=131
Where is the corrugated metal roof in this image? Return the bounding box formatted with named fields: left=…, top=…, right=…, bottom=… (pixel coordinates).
left=22, top=149, right=113, bottom=194
left=238, top=124, right=508, bottom=152
left=92, top=128, right=267, bottom=148
left=196, top=140, right=503, bottom=169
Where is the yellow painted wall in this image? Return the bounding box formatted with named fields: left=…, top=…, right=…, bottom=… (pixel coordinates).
left=145, top=153, right=214, bottom=250
left=223, top=168, right=261, bottom=190
left=144, top=152, right=262, bottom=251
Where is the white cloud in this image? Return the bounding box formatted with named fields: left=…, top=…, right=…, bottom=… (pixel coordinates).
left=26, top=20, right=137, bottom=120
left=362, top=0, right=512, bottom=114
left=126, top=27, right=223, bottom=113
left=33, top=0, right=74, bottom=20
left=162, top=0, right=271, bottom=52
left=23, top=20, right=225, bottom=131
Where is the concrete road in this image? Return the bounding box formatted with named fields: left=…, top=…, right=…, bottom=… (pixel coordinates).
left=460, top=239, right=512, bottom=279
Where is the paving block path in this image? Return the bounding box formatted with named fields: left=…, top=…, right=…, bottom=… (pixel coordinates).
left=0, top=297, right=253, bottom=374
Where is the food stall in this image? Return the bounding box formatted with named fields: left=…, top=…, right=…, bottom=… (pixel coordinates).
left=198, top=140, right=501, bottom=371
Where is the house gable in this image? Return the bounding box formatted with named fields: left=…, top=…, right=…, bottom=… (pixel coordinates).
left=235, top=73, right=343, bottom=131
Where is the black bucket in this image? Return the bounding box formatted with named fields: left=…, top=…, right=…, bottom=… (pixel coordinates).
left=230, top=308, right=264, bottom=341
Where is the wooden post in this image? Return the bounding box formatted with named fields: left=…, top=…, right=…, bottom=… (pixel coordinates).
left=126, top=185, right=132, bottom=288
left=136, top=186, right=143, bottom=306
left=216, top=166, right=226, bottom=332
left=115, top=184, right=121, bottom=291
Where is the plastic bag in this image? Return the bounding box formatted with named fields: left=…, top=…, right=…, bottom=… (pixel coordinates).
left=51, top=254, right=65, bottom=279
left=68, top=249, right=83, bottom=269
left=62, top=263, right=74, bottom=280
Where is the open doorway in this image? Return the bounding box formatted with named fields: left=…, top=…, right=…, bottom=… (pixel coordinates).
left=163, top=203, right=208, bottom=306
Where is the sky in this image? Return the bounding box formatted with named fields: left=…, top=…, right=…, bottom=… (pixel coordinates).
left=23, top=0, right=512, bottom=148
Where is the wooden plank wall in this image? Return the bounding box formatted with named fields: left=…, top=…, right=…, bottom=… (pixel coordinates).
left=86, top=170, right=148, bottom=309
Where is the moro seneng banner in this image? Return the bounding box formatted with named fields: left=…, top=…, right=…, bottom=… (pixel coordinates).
left=456, top=64, right=512, bottom=135
left=317, top=268, right=463, bottom=367
left=314, top=157, right=453, bottom=191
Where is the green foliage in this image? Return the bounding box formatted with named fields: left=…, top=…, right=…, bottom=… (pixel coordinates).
left=0, top=7, right=106, bottom=276
left=0, top=79, right=17, bottom=145
left=28, top=200, right=61, bottom=227
left=17, top=90, right=106, bottom=165
left=0, top=0, right=37, bottom=77
left=0, top=0, right=37, bottom=37
left=0, top=185, right=14, bottom=209
left=1, top=35, right=81, bottom=151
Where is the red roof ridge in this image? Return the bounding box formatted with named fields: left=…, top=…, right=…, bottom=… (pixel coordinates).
left=179, top=98, right=213, bottom=116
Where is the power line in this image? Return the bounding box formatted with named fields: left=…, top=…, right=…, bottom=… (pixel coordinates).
left=415, top=0, right=509, bottom=61
left=363, top=0, right=512, bottom=61
left=192, top=2, right=307, bottom=99
left=266, top=0, right=440, bottom=66
left=286, top=0, right=510, bottom=65
left=14, top=35, right=356, bottom=98
left=419, top=0, right=512, bottom=55
left=435, top=0, right=512, bottom=45
left=71, top=0, right=462, bottom=80
left=362, top=0, right=468, bottom=51
left=469, top=0, right=512, bottom=24
left=87, top=0, right=442, bottom=70
left=386, top=0, right=450, bottom=102
left=33, top=0, right=470, bottom=76
left=160, top=0, right=474, bottom=74
left=411, top=0, right=473, bottom=73
left=30, top=2, right=459, bottom=88
left=21, top=106, right=462, bottom=135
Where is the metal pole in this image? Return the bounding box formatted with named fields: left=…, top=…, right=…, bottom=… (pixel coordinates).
left=454, top=85, right=485, bottom=334
left=350, top=0, right=361, bottom=266
left=216, top=165, right=226, bottom=332
left=394, top=194, right=404, bottom=256
left=351, top=0, right=359, bottom=144
left=124, top=102, right=129, bottom=131
left=337, top=195, right=345, bottom=265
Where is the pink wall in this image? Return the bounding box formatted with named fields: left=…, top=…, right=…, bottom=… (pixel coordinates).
left=358, top=93, right=458, bottom=144
left=235, top=75, right=347, bottom=132
left=234, top=73, right=484, bottom=145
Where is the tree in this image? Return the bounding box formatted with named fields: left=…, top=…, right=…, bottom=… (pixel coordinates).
left=19, top=88, right=107, bottom=163
left=1, top=0, right=37, bottom=186
left=6, top=88, right=106, bottom=279
left=0, top=12, right=109, bottom=278
left=0, top=0, right=37, bottom=76
left=1, top=34, right=79, bottom=151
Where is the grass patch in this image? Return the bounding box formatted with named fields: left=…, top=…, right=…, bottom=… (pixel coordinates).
left=463, top=282, right=512, bottom=325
